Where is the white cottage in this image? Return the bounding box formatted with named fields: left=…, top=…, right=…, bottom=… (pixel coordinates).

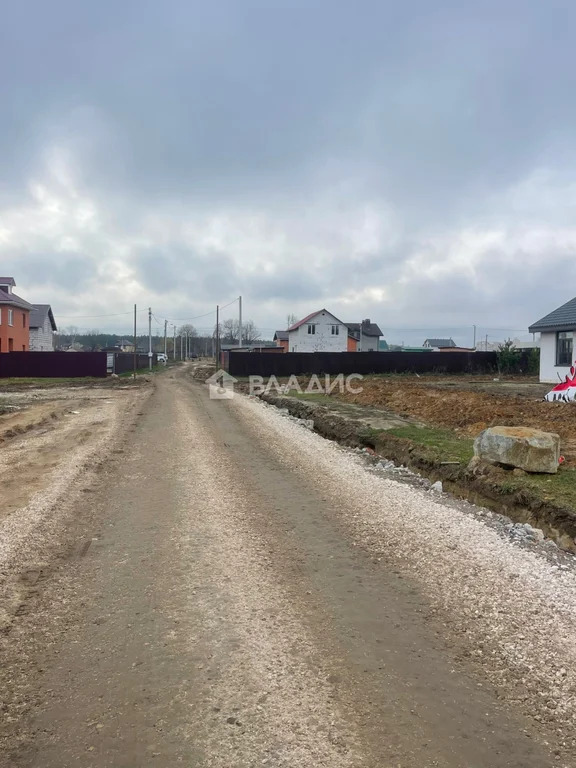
left=529, top=296, right=576, bottom=382
left=288, top=309, right=349, bottom=353
left=29, top=304, right=57, bottom=351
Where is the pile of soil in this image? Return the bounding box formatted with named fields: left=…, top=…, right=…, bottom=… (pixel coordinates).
left=340, top=377, right=576, bottom=463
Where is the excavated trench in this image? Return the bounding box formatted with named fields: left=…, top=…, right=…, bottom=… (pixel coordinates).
left=259, top=393, right=576, bottom=552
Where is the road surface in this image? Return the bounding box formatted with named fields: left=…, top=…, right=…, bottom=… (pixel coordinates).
left=1, top=369, right=575, bottom=767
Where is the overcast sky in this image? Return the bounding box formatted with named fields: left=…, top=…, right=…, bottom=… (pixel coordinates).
left=1, top=0, right=575, bottom=345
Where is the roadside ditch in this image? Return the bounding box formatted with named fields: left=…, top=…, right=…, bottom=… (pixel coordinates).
left=259, top=392, right=576, bottom=552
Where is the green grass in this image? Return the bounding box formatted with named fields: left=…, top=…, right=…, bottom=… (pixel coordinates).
left=118, top=363, right=168, bottom=377
left=384, top=424, right=475, bottom=465
left=380, top=423, right=576, bottom=509
left=505, top=468, right=576, bottom=509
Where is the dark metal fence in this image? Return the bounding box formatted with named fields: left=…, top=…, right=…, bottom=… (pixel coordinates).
left=111, top=353, right=157, bottom=374
left=0, top=352, right=107, bottom=378
left=227, top=350, right=500, bottom=377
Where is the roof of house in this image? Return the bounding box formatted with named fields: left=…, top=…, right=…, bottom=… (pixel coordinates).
left=0, top=287, right=33, bottom=310
left=274, top=330, right=289, bottom=341
left=30, top=304, right=57, bottom=331
left=288, top=309, right=346, bottom=331
left=529, top=297, right=576, bottom=333
left=423, top=338, right=456, bottom=348
left=0, top=277, right=16, bottom=286
left=346, top=322, right=383, bottom=338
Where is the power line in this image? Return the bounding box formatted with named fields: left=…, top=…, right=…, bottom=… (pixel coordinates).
left=152, top=297, right=239, bottom=326
left=57, top=309, right=148, bottom=319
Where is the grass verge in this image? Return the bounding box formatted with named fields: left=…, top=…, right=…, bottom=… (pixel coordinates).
left=385, top=425, right=475, bottom=465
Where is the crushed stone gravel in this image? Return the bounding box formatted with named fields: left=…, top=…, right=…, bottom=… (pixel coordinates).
left=234, top=395, right=576, bottom=749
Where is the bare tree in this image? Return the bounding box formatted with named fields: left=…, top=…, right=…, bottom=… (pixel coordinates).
left=286, top=313, right=298, bottom=329
left=242, top=320, right=260, bottom=344
left=177, top=324, right=197, bottom=337
left=220, top=318, right=260, bottom=345
left=220, top=319, right=237, bottom=344
left=65, top=325, right=79, bottom=342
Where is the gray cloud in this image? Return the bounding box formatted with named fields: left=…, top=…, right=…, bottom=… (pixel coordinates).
left=1, top=0, right=576, bottom=340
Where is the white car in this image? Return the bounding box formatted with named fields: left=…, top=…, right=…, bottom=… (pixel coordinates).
left=157, top=353, right=168, bottom=364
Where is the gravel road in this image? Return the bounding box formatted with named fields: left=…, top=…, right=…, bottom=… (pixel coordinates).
left=1, top=369, right=575, bottom=767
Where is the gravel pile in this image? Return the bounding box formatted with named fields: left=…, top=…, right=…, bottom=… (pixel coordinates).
left=237, top=396, right=576, bottom=751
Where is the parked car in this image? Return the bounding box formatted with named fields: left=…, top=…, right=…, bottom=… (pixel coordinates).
left=188, top=352, right=198, bottom=359
left=157, top=353, right=168, bottom=364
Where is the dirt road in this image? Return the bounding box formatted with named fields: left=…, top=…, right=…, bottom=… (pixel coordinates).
left=1, top=370, right=576, bottom=766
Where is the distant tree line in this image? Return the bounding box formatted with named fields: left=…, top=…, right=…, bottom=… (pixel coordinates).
left=56, top=319, right=265, bottom=355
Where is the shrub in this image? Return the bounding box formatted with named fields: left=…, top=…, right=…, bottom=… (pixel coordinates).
left=496, top=339, right=522, bottom=374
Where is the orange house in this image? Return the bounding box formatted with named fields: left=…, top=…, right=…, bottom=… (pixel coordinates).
left=273, top=330, right=289, bottom=352
left=0, top=277, right=32, bottom=352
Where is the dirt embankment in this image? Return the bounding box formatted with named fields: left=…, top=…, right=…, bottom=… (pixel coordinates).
left=341, top=376, right=576, bottom=462
left=260, top=393, right=576, bottom=551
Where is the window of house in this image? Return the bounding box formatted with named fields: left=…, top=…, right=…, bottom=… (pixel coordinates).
left=8, top=309, right=13, bottom=326
left=22, top=313, right=26, bottom=327
left=307, top=324, right=316, bottom=335
left=0, top=307, right=2, bottom=324
left=557, top=331, right=573, bottom=366
left=331, top=325, right=339, bottom=335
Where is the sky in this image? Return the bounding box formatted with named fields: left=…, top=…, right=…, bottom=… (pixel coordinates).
left=1, top=0, right=576, bottom=346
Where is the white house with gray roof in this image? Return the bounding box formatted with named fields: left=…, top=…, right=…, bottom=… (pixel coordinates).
left=346, top=320, right=383, bottom=351
left=529, top=296, right=576, bottom=382
left=29, top=304, right=57, bottom=351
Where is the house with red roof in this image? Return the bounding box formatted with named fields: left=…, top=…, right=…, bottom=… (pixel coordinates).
left=281, top=309, right=382, bottom=353
left=284, top=309, right=348, bottom=352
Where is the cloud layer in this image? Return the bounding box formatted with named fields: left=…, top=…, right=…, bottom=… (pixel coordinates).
left=1, top=0, right=575, bottom=344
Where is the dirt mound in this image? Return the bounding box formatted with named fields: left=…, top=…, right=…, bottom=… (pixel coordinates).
left=342, top=378, right=576, bottom=464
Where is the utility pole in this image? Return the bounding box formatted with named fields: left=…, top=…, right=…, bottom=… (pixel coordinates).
left=238, top=295, right=243, bottom=347
left=485, top=334, right=488, bottom=352
left=180, top=334, right=183, bottom=360
left=173, top=325, right=176, bottom=361
left=148, top=307, right=153, bottom=371
left=473, top=324, right=477, bottom=349
left=216, top=304, right=220, bottom=364
left=185, top=332, right=188, bottom=360
left=164, top=319, right=168, bottom=356
left=133, top=304, right=137, bottom=380
left=359, top=320, right=362, bottom=352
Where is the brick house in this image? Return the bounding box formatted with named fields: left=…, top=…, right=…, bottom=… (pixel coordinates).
left=0, top=277, right=32, bottom=352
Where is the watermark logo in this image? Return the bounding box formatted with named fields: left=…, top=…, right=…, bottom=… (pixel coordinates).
left=249, top=373, right=363, bottom=396
left=206, top=369, right=238, bottom=399
left=206, top=371, right=363, bottom=399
